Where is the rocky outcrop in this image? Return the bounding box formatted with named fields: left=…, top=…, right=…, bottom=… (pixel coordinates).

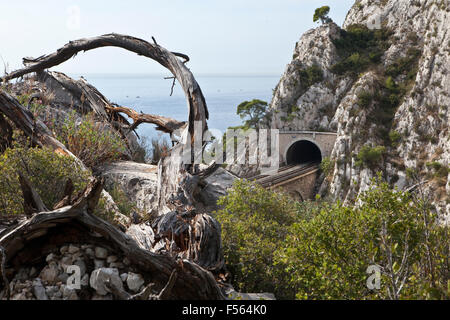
left=269, top=0, right=449, bottom=219
left=97, top=161, right=159, bottom=217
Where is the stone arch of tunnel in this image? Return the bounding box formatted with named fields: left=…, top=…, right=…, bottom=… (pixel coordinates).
left=286, top=140, right=322, bottom=165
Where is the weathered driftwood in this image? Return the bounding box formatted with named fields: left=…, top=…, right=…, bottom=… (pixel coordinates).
left=0, top=179, right=225, bottom=300
left=0, top=34, right=226, bottom=288
left=107, top=103, right=186, bottom=134
left=1, top=33, right=208, bottom=135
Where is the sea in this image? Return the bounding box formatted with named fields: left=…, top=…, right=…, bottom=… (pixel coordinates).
left=70, top=73, right=280, bottom=141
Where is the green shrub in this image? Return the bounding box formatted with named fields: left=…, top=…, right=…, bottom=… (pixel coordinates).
left=355, top=145, right=386, bottom=168
left=216, top=177, right=449, bottom=300
left=55, top=111, right=127, bottom=168
left=331, top=24, right=391, bottom=76
left=357, top=91, right=373, bottom=108
left=299, top=64, right=324, bottom=87
left=279, top=176, right=449, bottom=299
left=320, top=156, right=334, bottom=176
left=215, top=180, right=297, bottom=299
left=426, top=162, right=450, bottom=178
left=0, top=146, right=90, bottom=216
left=389, top=130, right=402, bottom=146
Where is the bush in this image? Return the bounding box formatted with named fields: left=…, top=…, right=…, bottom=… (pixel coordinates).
left=55, top=111, right=127, bottom=168
left=299, top=65, right=324, bottom=87
left=331, top=25, right=391, bottom=76
left=279, top=176, right=449, bottom=299
left=0, top=146, right=90, bottom=216
left=216, top=177, right=449, bottom=300
left=215, top=180, right=297, bottom=299
left=320, top=156, right=334, bottom=176
left=148, top=136, right=171, bottom=164
left=355, top=145, right=386, bottom=168
left=357, top=91, right=373, bottom=108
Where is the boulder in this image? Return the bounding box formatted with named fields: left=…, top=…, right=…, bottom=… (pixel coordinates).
left=89, top=268, right=123, bottom=296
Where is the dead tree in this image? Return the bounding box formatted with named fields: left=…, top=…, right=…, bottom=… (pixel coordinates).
left=0, top=34, right=227, bottom=293
left=0, top=178, right=225, bottom=300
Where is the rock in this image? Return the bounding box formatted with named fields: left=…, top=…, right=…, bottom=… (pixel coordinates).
left=109, top=262, right=124, bottom=269
left=85, top=247, right=94, bottom=257
left=126, top=223, right=155, bottom=251
left=123, top=257, right=130, bottom=266
left=95, top=247, right=108, bottom=259
left=106, top=256, right=118, bottom=264
left=98, top=161, right=159, bottom=214
left=29, top=267, right=38, bottom=277
left=57, top=272, right=69, bottom=284
left=198, top=168, right=237, bottom=209
left=60, top=256, right=73, bottom=269
left=60, top=246, right=69, bottom=254
left=120, top=273, right=128, bottom=282
left=126, top=272, right=144, bottom=292
left=80, top=274, right=89, bottom=287
left=89, top=268, right=123, bottom=296
left=74, top=259, right=87, bottom=276
left=15, top=268, right=29, bottom=281
left=68, top=245, right=80, bottom=254
left=94, top=259, right=106, bottom=269
left=32, top=279, right=48, bottom=300
left=62, top=285, right=79, bottom=300
left=92, top=293, right=113, bottom=300
left=39, top=264, right=60, bottom=284
left=45, top=253, right=57, bottom=263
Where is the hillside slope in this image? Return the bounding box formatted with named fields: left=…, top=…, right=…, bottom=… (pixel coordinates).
left=269, top=0, right=449, bottom=219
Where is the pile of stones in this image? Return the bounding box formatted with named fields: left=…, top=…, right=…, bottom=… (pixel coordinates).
left=3, top=243, right=148, bottom=300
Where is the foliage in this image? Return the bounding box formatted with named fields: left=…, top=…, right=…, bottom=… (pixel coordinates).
left=55, top=111, right=127, bottom=168
left=107, top=184, right=137, bottom=218
left=331, top=25, right=391, bottom=76
left=280, top=175, right=449, bottom=299
left=148, top=136, right=171, bottom=164
left=216, top=177, right=449, bottom=300
left=357, top=91, right=373, bottom=108
left=426, top=162, right=450, bottom=178
left=299, top=65, right=324, bottom=87
left=320, top=156, right=334, bottom=176
left=0, top=146, right=89, bottom=216
left=215, top=180, right=297, bottom=299
left=313, top=6, right=332, bottom=24
left=236, top=99, right=269, bottom=129
left=355, top=145, right=386, bottom=168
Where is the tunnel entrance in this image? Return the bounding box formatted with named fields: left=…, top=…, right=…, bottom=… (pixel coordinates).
left=286, top=140, right=322, bottom=165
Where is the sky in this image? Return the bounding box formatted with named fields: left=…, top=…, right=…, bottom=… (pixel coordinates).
left=0, top=0, right=355, bottom=76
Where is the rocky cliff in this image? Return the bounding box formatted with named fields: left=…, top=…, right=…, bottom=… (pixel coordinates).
left=269, top=0, right=449, bottom=219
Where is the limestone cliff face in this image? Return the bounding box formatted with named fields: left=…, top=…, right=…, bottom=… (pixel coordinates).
left=270, top=0, right=450, bottom=219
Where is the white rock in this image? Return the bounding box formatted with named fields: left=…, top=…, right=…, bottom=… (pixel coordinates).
left=120, top=273, right=128, bottom=282
left=106, top=255, right=118, bottom=264
left=68, top=245, right=80, bottom=254
left=89, top=268, right=123, bottom=296
left=39, top=264, right=60, bottom=284
left=95, top=247, right=108, bottom=259
left=94, top=259, right=106, bottom=269
left=32, top=279, right=48, bottom=300
left=126, top=273, right=145, bottom=292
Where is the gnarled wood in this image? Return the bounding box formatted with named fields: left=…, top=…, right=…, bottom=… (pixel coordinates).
left=0, top=179, right=225, bottom=300
left=1, top=33, right=208, bottom=135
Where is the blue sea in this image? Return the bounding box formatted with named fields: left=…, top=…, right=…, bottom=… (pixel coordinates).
left=71, top=74, right=280, bottom=140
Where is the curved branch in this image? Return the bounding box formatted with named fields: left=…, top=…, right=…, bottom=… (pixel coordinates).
left=1, top=33, right=208, bottom=134
left=107, top=103, right=186, bottom=134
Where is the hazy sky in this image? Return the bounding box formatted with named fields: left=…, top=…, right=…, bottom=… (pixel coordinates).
left=0, top=1, right=355, bottom=76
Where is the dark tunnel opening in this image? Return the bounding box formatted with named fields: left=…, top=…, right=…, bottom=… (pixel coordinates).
left=286, top=140, right=322, bottom=165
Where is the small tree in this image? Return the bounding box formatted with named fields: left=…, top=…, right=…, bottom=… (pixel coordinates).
left=313, top=6, right=332, bottom=24
left=236, top=99, right=269, bottom=129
